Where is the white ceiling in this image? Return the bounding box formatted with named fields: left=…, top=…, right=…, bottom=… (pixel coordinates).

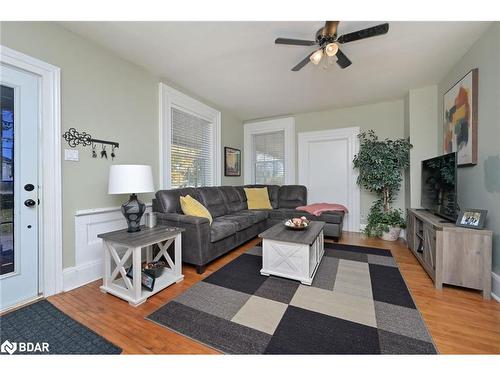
left=59, top=21, right=490, bottom=120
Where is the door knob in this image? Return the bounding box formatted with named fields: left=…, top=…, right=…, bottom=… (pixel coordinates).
left=24, top=199, right=36, bottom=207
left=24, top=184, right=35, bottom=191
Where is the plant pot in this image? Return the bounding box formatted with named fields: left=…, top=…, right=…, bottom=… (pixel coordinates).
left=379, top=226, right=401, bottom=241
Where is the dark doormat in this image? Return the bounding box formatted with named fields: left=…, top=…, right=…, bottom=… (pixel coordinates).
left=147, top=242, right=437, bottom=354
left=0, top=300, right=122, bottom=355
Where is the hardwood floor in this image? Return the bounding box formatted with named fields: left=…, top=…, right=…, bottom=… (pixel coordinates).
left=48, top=232, right=500, bottom=354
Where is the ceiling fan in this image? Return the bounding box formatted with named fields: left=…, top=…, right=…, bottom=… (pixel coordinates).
left=275, top=21, right=389, bottom=71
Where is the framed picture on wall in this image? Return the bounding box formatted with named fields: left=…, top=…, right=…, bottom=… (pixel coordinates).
left=224, top=147, right=241, bottom=176
left=443, top=68, right=478, bottom=166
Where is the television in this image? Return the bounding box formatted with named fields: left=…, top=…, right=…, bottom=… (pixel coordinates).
left=421, top=152, right=458, bottom=221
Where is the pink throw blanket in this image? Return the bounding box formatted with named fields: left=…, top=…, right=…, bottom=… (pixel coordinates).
left=296, top=203, right=349, bottom=216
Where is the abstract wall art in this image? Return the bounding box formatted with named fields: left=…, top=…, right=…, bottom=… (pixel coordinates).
left=443, top=68, right=478, bottom=166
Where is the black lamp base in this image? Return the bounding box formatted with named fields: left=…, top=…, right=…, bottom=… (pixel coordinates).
left=121, top=193, right=146, bottom=233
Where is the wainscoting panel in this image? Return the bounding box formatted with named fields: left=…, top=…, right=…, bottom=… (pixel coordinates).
left=63, top=205, right=151, bottom=292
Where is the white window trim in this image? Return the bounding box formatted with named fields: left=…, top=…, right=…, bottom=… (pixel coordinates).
left=244, top=117, right=295, bottom=185
left=159, top=83, right=221, bottom=189
left=0, top=45, right=63, bottom=297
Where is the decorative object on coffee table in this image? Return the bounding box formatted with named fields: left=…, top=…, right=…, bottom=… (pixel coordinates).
left=224, top=147, right=241, bottom=176
left=284, top=216, right=310, bottom=230
left=98, top=225, right=184, bottom=306
left=259, top=221, right=324, bottom=285
left=108, top=164, right=154, bottom=232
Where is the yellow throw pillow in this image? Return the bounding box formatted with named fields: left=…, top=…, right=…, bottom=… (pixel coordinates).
left=180, top=195, right=213, bottom=224
left=244, top=187, right=272, bottom=210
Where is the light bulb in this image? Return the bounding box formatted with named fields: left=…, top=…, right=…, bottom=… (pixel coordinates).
left=325, top=42, right=339, bottom=57
left=309, top=49, right=323, bottom=65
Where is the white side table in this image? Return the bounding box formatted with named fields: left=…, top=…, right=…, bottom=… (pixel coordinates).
left=98, top=225, right=184, bottom=306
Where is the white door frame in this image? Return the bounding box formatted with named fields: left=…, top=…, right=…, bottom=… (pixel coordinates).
left=0, top=45, right=63, bottom=298
left=298, top=127, right=360, bottom=232
left=243, top=117, right=295, bottom=185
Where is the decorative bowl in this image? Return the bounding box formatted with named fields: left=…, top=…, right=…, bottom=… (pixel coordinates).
left=284, top=217, right=310, bottom=230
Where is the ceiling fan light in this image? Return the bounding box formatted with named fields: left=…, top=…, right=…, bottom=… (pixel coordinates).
left=325, top=42, right=339, bottom=57
left=310, top=49, right=323, bottom=65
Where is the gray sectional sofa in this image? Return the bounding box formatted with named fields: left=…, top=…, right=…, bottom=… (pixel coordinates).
left=152, top=184, right=344, bottom=274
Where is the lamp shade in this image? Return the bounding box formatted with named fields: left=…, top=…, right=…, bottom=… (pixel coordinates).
left=108, top=165, right=154, bottom=194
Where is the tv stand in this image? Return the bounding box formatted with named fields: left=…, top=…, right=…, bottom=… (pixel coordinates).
left=406, top=208, right=492, bottom=299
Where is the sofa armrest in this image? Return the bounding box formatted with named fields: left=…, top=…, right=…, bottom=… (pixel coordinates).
left=155, top=212, right=210, bottom=266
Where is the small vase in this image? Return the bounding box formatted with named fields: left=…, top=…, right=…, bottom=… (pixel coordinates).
left=379, top=226, right=401, bottom=241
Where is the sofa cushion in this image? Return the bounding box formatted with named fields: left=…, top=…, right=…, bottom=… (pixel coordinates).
left=316, top=211, right=344, bottom=224
left=220, top=186, right=248, bottom=213
left=278, top=185, right=307, bottom=209
left=244, top=185, right=279, bottom=208
left=180, top=195, right=213, bottom=224
left=244, top=187, right=272, bottom=209
left=155, top=187, right=201, bottom=213
left=210, top=218, right=237, bottom=242
left=197, top=187, right=228, bottom=218
left=239, top=209, right=269, bottom=224
left=217, top=213, right=254, bottom=232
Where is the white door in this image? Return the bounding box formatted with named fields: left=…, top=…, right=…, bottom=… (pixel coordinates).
left=298, top=127, right=360, bottom=232
left=0, top=64, right=40, bottom=311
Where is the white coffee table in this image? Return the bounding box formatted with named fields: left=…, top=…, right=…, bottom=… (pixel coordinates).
left=259, top=221, right=325, bottom=285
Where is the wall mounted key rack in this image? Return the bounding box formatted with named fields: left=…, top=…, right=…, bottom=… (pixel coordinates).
left=62, top=127, right=119, bottom=160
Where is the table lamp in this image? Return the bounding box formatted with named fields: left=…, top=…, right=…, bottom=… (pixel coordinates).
left=108, top=165, right=154, bottom=232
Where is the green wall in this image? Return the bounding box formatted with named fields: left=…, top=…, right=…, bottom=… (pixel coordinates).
left=438, top=22, right=500, bottom=274
left=0, top=21, right=243, bottom=268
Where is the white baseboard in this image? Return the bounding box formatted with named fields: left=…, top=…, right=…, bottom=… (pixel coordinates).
left=63, top=260, right=103, bottom=292
left=492, top=272, right=500, bottom=302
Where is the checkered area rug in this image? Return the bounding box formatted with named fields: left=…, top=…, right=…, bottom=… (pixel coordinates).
left=147, top=243, right=437, bottom=354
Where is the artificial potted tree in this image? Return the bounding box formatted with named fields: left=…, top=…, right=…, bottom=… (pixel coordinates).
left=353, top=130, right=412, bottom=241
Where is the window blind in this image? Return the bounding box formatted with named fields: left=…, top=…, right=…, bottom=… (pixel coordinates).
left=171, top=107, right=214, bottom=188
left=253, top=130, right=285, bottom=185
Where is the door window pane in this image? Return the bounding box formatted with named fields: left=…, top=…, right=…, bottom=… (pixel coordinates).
left=1, top=85, right=14, bottom=275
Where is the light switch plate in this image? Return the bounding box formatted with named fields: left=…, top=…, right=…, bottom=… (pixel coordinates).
left=64, top=149, right=79, bottom=161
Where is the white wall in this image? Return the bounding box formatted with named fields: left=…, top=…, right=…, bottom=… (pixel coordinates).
left=407, top=86, right=439, bottom=208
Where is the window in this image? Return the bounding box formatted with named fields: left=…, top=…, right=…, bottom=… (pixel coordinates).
left=244, top=117, right=295, bottom=185
left=170, top=108, right=213, bottom=188
left=160, top=83, right=221, bottom=189
left=253, top=131, right=285, bottom=185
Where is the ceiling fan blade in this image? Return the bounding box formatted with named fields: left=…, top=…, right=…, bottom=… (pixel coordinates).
left=291, top=52, right=314, bottom=71
left=275, top=38, right=316, bottom=46
left=323, top=21, right=340, bottom=36
left=337, top=23, right=389, bottom=44
left=336, top=49, right=352, bottom=69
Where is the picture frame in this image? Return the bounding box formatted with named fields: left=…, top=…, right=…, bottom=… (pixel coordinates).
left=224, top=147, right=241, bottom=176
left=443, top=68, right=478, bottom=166
left=455, top=209, right=488, bottom=230
left=126, top=265, right=155, bottom=291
